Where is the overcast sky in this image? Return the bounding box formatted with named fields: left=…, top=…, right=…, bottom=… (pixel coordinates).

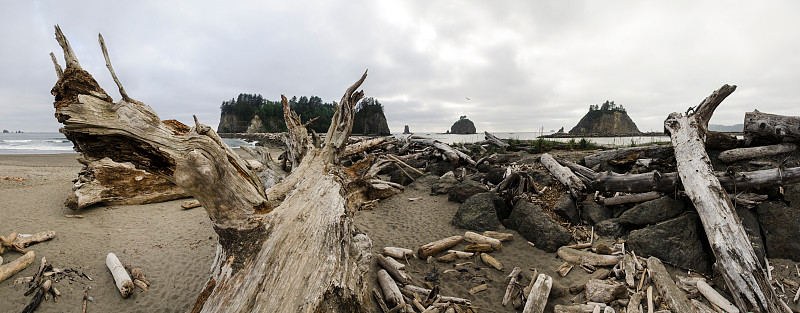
left=2, top=1, right=799, bottom=134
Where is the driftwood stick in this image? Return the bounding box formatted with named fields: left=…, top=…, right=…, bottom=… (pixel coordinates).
left=541, top=153, right=585, bottom=199
left=182, top=200, right=202, bottom=209
left=82, top=290, right=88, bottom=313
left=22, top=279, right=51, bottom=313
left=384, top=247, right=414, bottom=259
left=106, top=253, right=133, bottom=297
left=696, top=280, right=739, bottom=313
left=594, top=166, right=800, bottom=193
left=343, top=137, right=388, bottom=156
left=401, top=285, right=471, bottom=305
left=373, top=288, right=391, bottom=313
left=15, top=231, right=56, bottom=248
left=584, top=145, right=674, bottom=168
left=665, top=85, right=784, bottom=313
left=418, top=236, right=463, bottom=259
left=49, top=52, right=63, bottom=79
left=692, top=299, right=719, bottom=313
left=628, top=291, right=644, bottom=313
left=463, top=231, right=502, bottom=250
left=502, top=266, right=522, bottom=306
left=480, top=253, right=503, bottom=271
left=482, top=231, right=513, bottom=242
left=647, top=257, right=695, bottom=313
left=386, top=154, right=425, bottom=177
left=484, top=131, right=510, bottom=148
left=98, top=33, right=136, bottom=103
left=647, top=285, right=654, bottom=313
left=557, top=247, right=622, bottom=267
left=718, top=143, right=796, bottom=163
left=553, top=303, right=608, bottom=313
left=522, top=273, right=552, bottom=313
left=378, top=269, right=405, bottom=307
left=376, top=254, right=411, bottom=285
left=0, top=251, right=35, bottom=284
left=603, top=192, right=662, bottom=206
left=624, top=253, right=637, bottom=288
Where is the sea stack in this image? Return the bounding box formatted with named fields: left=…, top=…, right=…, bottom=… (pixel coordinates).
left=569, top=101, right=640, bottom=135
left=450, top=116, right=476, bottom=134
left=403, top=125, right=411, bottom=134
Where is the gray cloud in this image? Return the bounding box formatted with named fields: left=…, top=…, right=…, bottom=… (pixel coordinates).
left=1, top=1, right=799, bottom=134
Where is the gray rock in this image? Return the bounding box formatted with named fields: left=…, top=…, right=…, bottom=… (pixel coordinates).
left=617, top=196, right=685, bottom=226
left=627, top=213, right=711, bottom=273
left=582, top=199, right=612, bottom=225
left=529, top=169, right=553, bottom=186
left=390, top=169, right=414, bottom=186
left=507, top=200, right=573, bottom=252
left=486, top=167, right=506, bottom=185
left=553, top=193, right=579, bottom=225
left=595, top=218, right=625, bottom=238
left=452, top=192, right=502, bottom=231
left=785, top=183, right=800, bottom=208
left=427, top=161, right=455, bottom=176
left=431, top=174, right=458, bottom=195
left=736, top=206, right=766, bottom=266
left=448, top=180, right=488, bottom=203
left=757, top=201, right=800, bottom=261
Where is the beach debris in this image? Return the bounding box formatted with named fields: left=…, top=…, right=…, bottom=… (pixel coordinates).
left=436, top=252, right=458, bottom=263
left=540, top=153, right=585, bottom=200
left=468, top=283, right=487, bottom=295
left=82, top=290, right=89, bottom=313
left=383, top=246, right=414, bottom=259
left=371, top=288, right=391, bottom=313
left=696, top=280, right=739, bottom=313
left=0, top=232, right=25, bottom=254
left=106, top=253, right=133, bottom=297
left=181, top=199, right=201, bottom=209
left=0, top=251, right=35, bottom=284
left=125, top=264, right=151, bottom=291
left=377, top=269, right=404, bottom=307
left=523, top=273, right=552, bottom=313
left=479, top=253, right=503, bottom=271
left=445, top=250, right=474, bottom=259
left=502, top=267, right=523, bottom=306
left=556, top=262, right=573, bottom=277
left=418, top=235, right=463, bottom=259
left=481, top=230, right=513, bottom=242
left=22, top=278, right=52, bottom=313
left=585, top=279, right=628, bottom=303
left=376, top=255, right=411, bottom=284
left=463, top=243, right=493, bottom=253
left=0, top=176, right=24, bottom=181
left=64, top=214, right=84, bottom=218
left=15, top=231, right=56, bottom=247
left=463, top=231, right=502, bottom=250
left=557, top=247, right=622, bottom=267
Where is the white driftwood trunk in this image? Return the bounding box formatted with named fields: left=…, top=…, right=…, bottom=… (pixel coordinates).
left=522, top=273, right=552, bottom=313
left=664, top=84, right=786, bottom=313
left=602, top=191, right=661, bottom=206
left=717, top=143, right=796, bottom=163
left=50, top=26, right=375, bottom=312
left=541, top=153, right=586, bottom=199
left=484, top=131, right=509, bottom=148
left=106, top=253, right=134, bottom=298
left=593, top=166, right=800, bottom=193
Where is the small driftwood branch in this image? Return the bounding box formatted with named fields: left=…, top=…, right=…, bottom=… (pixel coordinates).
left=15, top=231, right=56, bottom=248
left=463, top=231, right=502, bottom=250
left=49, top=52, right=63, bottom=79
left=98, top=33, right=137, bottom=103
left=418, top=236, right=463, bottom=259
left=502, top=266, right=522, bottom=306
left=480, top=253, right=503, bottom=271
left=0, top=251, right=35, bottom=284
left=647, top=257, right=695, bottom=313
left=696, top=280, right=739, bottom=313
left=602, top=192, right=662, bottom=206
left=522, top=273, right=552, bottom=313
left=718, top=143, right=796, bottom=163
left=383, top=247, right=414, bottom=259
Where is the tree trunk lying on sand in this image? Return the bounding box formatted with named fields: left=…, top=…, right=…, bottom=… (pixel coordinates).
left=717, top=143, right=796, bottom=163
left=583, top=145, right=674, bottom=168
left=664, top=84, right=786, bottom=313
left=50, top=26, right=383, bottom=312
left=744, top=110, right=800, bottom=146
left=592, top=166, right=800, bottom=193
left=66, top=157, right=189, bottom=209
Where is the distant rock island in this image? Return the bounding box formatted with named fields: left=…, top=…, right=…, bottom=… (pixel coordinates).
left=450, top=116, right=476, bottom=134
left=403, top=125, right=412, bottom=134
left=352, top=98, right=390, bottom=135
left=568, top=101, right=641, bottom=135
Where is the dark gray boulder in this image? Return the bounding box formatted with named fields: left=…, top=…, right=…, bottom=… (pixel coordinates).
left=617, top=196, right=685, bottom=226
left=452, top=192, right=503, bottom=231
left=486, top=167, right=506, bottom=185
left=596, top=218, right=625, bottom=238
left=507, top=200, right=572, bottom=252
left=426, top=161, right=455, bottom=176
left=390, top=169, right=414, bottom=186
left=553, top=193, right=579, bottom=225
left=431, top=173, right=458, bottom=195
left=785, top=183, right=800, bottom=207
left=448, top=180, right=488, bottom=203
left=757, top=201, right=800, bottom=261
left=582, top=199, right=612, bottom=225
left=627, top=213, right=711, bottom=273
left=736, top=206, right=766, bottom=265
left=529, top=169, right=553, bottom=186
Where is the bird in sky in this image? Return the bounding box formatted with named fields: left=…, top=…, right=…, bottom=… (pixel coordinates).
left=465, top=97, right=471, bottom=101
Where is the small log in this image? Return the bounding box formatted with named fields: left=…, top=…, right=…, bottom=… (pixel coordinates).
left=584, top=145, right=674, bottom=168
left=718, top=143, right=796, bottom=163
left=0, top=232, right=25, bottom=254
left=554, top=303, right=608, bottom=313
left=445, top=250, right=474, bottom=259
left=624, top=253, right=637, bottom=288
left=484, top=131, right=509, bottom=148
left=469, top=283, right=487, bottom=295
left=378, top=269, right=405, bottom=306
left=437, top=252, right=458, bottom=263
left=558, top=247, right=622, bottom=267
left=377, top=255, right=411, bottom=285
left=541, top=153, right=585, bottom=199
left=647, top=257, right=695, bottom=313
left=418, top=236, right=463, bottom=259
left=691, top=299, right=718, bottom=313
left=106, top=253, right=134, bottom=298
left=464, top=243, right=493, bottom=253
left=744, top=110, right=800, bottom=145
left=602, top=191, right=662, bottom=206
left=696, top=280, right=739, bottom=313
left=386, top=154, right=426, bottom=177
left=585, top=279, right=628, bottom=303
left=181, top=200, right=201, bottom=209
left=569, top=268, right=611, bottom=294
left=647, top=286, right=654, bottom=313
left=343, top=137, right=388, bottom=156
left=127, top=266, right=150, bottom=286
left=593, top=166, right=800, bottom=193
left=464, top=231, right=502, bottom=250
left=557, top=262, right=573, bottom=277
left=482, top=231, right=513, bottom=242
left=383, top=255, right=406, bottom=271
left=480, top=253, right=503, bottom=271
left=628, top=291, right=645, bottom=313
left=383, top=247, right=414, bottom=259
left=412, top=139, right=476, bottom=165
left=502, top=267, right=522, bottom=306
left=523, top=273, right=552, bottom=313
left=82, top=290, right=88, bottom=313
left=401, top=285, right=471, bottom=306
left=524, top=269, right=539, bottom=298
left=15, top=231, right=56, bottom=247
left=0, top=251, right=35, bottom=283
left=134, top=279, right=148, bottom=291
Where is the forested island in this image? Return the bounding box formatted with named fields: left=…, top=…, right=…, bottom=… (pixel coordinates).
left=218, top=93, right=390, bottom=135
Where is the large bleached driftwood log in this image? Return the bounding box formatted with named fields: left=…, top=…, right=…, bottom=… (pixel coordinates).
left=51, top=26, right=375, bottom=312
left=744, top=110, right=800, bottom=146
left=717, top=143, right=796, bottom=163
left=593, top=166, right=800, bottom=193
left=584, top=145, right=674, bottom=168
left=664, top=84, right=786, bottom=313
left=66, top=157, right=189, bottom=209
left=541, top=153, right=585, bottom=199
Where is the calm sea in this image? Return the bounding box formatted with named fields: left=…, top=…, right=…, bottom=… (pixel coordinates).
left=0, top=132, right=254, bottom=155
left=0, top=131, right=673, bottom=155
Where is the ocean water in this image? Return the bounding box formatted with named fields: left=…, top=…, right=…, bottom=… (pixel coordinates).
left=0, top=132, right=254, bottom=155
